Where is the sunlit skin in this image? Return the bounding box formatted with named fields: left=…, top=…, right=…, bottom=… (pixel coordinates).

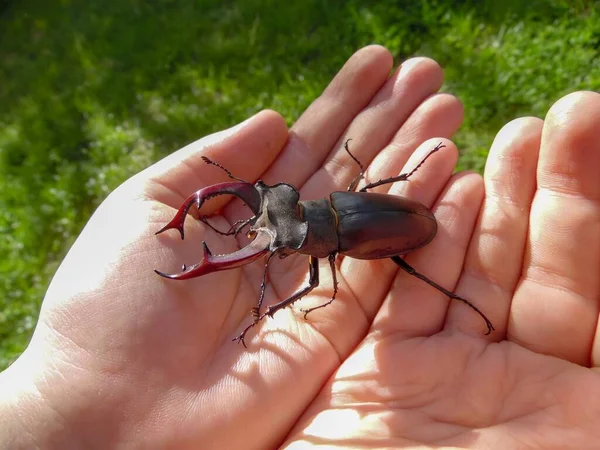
left=1, top=46, right=599, bottom=449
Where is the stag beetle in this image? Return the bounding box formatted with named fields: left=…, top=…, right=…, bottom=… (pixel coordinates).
left=155, top=140, right=495, bottom=346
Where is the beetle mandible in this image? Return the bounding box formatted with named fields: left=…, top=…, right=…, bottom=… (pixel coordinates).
left=155, top=140, right=495, bottom=346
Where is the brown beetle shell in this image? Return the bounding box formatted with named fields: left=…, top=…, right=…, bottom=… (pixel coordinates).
left=330, top=191, right=437, bottom=260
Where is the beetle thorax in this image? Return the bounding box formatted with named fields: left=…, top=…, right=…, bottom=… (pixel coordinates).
left=250, top=182, right=308, bottom=252
left=297, top=197, right=339, bottom=258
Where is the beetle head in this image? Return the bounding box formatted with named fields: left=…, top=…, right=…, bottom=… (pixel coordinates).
left=155, top=180, right=308, bottom=280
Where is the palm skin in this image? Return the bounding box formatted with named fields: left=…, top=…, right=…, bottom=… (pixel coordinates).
left=2, top=46, right=600, bottom=450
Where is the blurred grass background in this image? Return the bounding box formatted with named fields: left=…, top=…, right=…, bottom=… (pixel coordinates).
left=0, top=0, right=598, bottom=369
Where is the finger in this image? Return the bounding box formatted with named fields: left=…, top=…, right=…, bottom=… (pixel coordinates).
left=510, top=91, right=600, bottom=365
left=457, top=117, right=543, bottom=338
left=301, top=57, right=445, bottom=199
left=262, top=45, right=393, bottom=187
left=138, top=110, right=288, bottom=213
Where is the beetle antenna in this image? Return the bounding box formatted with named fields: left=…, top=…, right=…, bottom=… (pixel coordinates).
left=201, top=156, right=246, bottom=182
left=344, top=139, right=365, bottom=191
left=402, top=142, right=445, bottom=181
left=359, top=142, right=445, bottom=192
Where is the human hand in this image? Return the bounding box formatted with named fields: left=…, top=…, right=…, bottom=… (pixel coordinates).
left=281, top=90, right=600, bottom=449
left=2, top=42, right=598, bottom=450
left=1, top=45, right=465, bottom=449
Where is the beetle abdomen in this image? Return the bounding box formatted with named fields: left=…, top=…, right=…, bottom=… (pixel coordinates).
left=331, top=191, right=437, bottom=259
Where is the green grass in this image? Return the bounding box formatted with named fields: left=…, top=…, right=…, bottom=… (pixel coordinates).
left=0, top=0, right=598, bottom=369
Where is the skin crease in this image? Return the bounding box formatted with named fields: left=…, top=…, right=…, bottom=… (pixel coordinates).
left=0, top=45, right=599, bottom=449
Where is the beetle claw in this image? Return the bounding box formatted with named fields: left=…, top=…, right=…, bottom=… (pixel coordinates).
left=155, top=181, right=262, bottom=240
left=232, top=333, right=248, bottom=348
left=154, top=229, right=273, bottom=280
left=155, top=216, right=186, bottom=240
left=154, top=269, right=175, bottom=279
left=154, top=190, right=203, bottom=240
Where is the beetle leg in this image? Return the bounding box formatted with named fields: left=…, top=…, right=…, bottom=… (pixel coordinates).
left=359, top=142, right=445, bottom=192
left=251, top=252, right=277, bottom=320
left=199, top=216, right=255, bottom=237
left=343, top=139, right=365, bottom=192
left=391, top=256, right=495, bottom=335
left=300, top=252, right=338, bottom=318
left=233, top=256, right=320, bottom=348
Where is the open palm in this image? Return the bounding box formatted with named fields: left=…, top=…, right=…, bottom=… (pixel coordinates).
left=9, top=46, right=600, bottom=449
